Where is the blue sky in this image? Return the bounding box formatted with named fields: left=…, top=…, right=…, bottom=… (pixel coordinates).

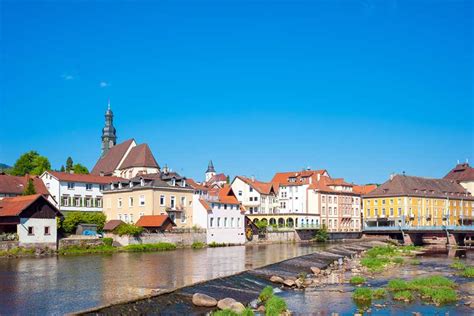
left=1, top=0, right=472, bottom=184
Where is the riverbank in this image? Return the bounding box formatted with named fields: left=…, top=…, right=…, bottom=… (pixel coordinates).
left=78, top=240, right=383, bottom=315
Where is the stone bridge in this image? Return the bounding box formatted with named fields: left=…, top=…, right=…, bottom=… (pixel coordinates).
left=363, top=225, right=474, bottom=246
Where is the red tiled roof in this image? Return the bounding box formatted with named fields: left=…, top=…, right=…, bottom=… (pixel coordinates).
left=218, top=185, right=240, bottom=205
left=199, top=198, right=211, bottom=211
left=136, top=215, right=176, bottom=228
left=353, top=184, right=377, bottom=195
left=207, top=173, right=227, bottom=184
left=91, top=139, right=135, bottom=175
left=235, top=176, right=276, bottom=195
left=119, top=144, right=159, bottom=170
left=308, top=176, right=356, bottom=194
left=48, top=171, right=124, bottom=184
left=0, top=194, right=43, bottom=216
left=444, top=163, right=474, bottom=182
left=187, top=178, right=208, bottom=191
left=271, top=170, right=328, bottom=186
left=0, top=174, right=49, bottom=195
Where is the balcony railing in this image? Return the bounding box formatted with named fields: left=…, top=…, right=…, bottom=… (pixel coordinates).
left=363, top=224, right=474, bottom=231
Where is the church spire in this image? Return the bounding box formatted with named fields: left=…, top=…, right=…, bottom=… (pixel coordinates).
left=101, top=99, right=117, bottom=157
left=205, top=160, right=216, bottom=182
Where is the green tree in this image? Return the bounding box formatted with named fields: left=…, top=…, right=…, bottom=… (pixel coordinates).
left=73, top=163, right=89, bottom=174
left=22, top=179, right=36, bottom=195
left=226, top=175, right=230, bottom=184
left=66, top=157, right=74, bottom=172
left=10, top=151, right=51, bottom=176
left=60, top=165, right=65, bottom=172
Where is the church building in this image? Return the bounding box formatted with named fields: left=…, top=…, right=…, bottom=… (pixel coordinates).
left=91, top=102, right=161, bottom=179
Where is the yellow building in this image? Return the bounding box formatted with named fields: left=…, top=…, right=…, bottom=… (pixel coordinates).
left=363, top=174, right=474, bottom=229
left=103, top=172, right=194, bottom=228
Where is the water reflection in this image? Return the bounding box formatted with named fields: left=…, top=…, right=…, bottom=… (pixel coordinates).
left=0, top=243, right=324, bottom=315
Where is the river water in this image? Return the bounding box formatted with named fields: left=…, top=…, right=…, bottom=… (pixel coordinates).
left=0, top=243, right=327, bottom=315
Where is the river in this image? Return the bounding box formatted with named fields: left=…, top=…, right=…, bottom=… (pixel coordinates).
left=0, top=243, right=327, bottom=315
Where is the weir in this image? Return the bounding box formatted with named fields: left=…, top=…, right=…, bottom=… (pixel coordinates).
left=80, top=241, right=384, bottom=315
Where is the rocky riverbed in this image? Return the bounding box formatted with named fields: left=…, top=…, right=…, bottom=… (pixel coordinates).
left=81, top=240, right=385, bottom=315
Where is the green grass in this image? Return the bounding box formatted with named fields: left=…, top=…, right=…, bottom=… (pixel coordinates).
left=360, top=257, right=391, bottom=272
left=208, top=242, right=228, bottom=248
left=373, top=288, right=388, bottom=299
left=350, top=276, right=366, bottom=285
left=212, top=310, right=239, bottom=316
left=392, top=257, right=404, bottom=264
left=410, top=259, right=421, bottom=265
left=58, top=244, right=116, bottom=255
left=123, top=242, right=176, bottom=252
left=387, top=276, right=458, bottom=305
left=450, top=259, right=466, bottom=270
left=241, top=307, right=254, bottom=316
left=352, top=287, right=373, bottom=302
left=259, top=286, right=274, bottom=302
left=265, top=296, right=287, bottom=316
left=0, top=247, right=35, bottom=257
left=460, top=267, right=474, bottom=278
left=393, top=290, right=414, bottom=302
left=191, top=242, right=206, bottom=249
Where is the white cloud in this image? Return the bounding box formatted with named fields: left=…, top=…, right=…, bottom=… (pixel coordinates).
left=99, top=81, right=110, bottom=88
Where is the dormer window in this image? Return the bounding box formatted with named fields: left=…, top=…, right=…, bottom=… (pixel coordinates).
left=129, top=182, right=133, bottom=188
left=171, top=178, right=176, bottom=186
left=140, top=179, right=145, bottom=186
left=182, top=179, right=186, bottom=187
left=118, top=183, right=122, bottom=189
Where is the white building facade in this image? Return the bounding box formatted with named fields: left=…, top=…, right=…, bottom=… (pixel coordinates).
left=41, top=171, right=122, bottom=212
left=231, top=176, right=278, bottom=214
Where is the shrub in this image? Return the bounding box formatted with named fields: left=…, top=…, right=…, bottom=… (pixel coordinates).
left=103, top=238, right=113, bottom=247
left=419, top=287, right=457, bottom=305
left=259, top=286, right=274, bottom=302
left=313, top=226, right=329, bottom=242
left=265, top=296, right=287, bottom=316
left=410, top=259, right=421, bottom=265
left=61, top=212, right=107, bottom=233
left=123, top=243, right=176, bottom=252
left=208, top=242, right=228, bottom=248
left=365, top=246, right=397, bottom=258
left=113, top=223, right=144, bottom=237
left=409, top=276, right=455, bottom=290
left=361, top=257, right=390, bottom=272
left=191, top=242, right=206, bottom=249
left=393, top=290, right=413, bottom=302
left=461, top=267, right=474, bottom=278
left=241, top=308, right=254, bottom=316
left=350, top=276, right=366, bottom=285
left=372, top=288, right=387, bottom=299
left=352, top=288, right=372, bottom=302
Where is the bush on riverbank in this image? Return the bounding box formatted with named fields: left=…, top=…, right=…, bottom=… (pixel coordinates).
left=212, top=308, right=254, bottom=316
left=312, top=226, right=329, bottom=242
left=191, top=242, right=206, bottom=249
left=61, top=212, right=106, bottom=233
left=450, top=259, right=466, bottom=270
left=258, top=286, right=274, bottom=302
left=113, top=223, right=144, bottom=237
left=123, top=242, right=176, bottom=252
left=208, top=242, right=228, bottom=248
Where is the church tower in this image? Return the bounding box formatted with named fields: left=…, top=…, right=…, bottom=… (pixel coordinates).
left=101, top=99, right=117, bottom=157
left=205, top=160, right=216, bottom=182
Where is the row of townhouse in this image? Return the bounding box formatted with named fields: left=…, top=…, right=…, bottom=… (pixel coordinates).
left=230, top=170, right=364, bottom=232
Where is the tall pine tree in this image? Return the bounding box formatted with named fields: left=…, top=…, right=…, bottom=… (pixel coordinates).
left=23, top=179, right=36, bottom=195
left=66, top=157, right=73, bottom=172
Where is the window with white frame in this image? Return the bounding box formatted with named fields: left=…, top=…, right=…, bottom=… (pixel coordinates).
left=210, top=217, right=214, bottom=227
left=67, top=182, right=75, bottom=189
left=129, top=197, right=134, bottom=207
left=139, top=195, right=145, bottom=206
left=160, top=195, right=165, bottom=206
left=180, top=196, right=186, bottom=207
left=118, top=198, right=122, bottom=208
left=86, top=183, right=92, bottom=190
left=170, top=196, right=175, bottom=209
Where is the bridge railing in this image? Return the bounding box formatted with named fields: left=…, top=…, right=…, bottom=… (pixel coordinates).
left=363, top=225, right=474, bottom=232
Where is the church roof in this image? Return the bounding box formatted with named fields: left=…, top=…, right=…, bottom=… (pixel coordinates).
left=206, top=160, right=215, bottom=173
left=119, top=144, right=160, bottom=170
left=91, top=139, right=135, bottom=175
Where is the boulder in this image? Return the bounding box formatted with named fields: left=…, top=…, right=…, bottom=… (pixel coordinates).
left=311, top=267, right=321, bottom=275
left=217, top=297, right=245, bottom=313
left=257, top=305, right=266, bottom=313
left=303, top=279, right=313, bottom=286
left=295, top=279, right=303, bottom=288
left=270, top=275, right=285, bottom=284
left=192, top=293, right=217, bottom=307
left=283, top=279, right=296, bottom=287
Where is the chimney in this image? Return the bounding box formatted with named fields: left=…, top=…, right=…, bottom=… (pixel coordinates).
left=390, top=173, right=395, bottom=180
left=99, top=171, right=104, bottom=177
left=251, top=175, right=255, bottom=182
left=317, top=174, right=321, bottom=181
left=69, top=170, right=74, bottom=174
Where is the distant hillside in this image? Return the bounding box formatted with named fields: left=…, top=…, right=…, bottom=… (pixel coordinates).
left=0, top=163, right=12, bottom=172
